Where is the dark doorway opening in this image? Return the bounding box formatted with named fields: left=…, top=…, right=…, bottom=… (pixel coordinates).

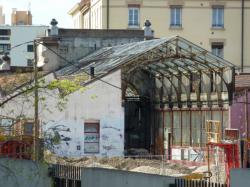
left=124, top=96, right=151, bottom=155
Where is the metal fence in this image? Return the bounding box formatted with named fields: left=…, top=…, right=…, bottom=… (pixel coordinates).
left=175, top=178, right=227, bottom=187
left=52, top=164, right=81, bottom=187
left=51, top=163, right=228, bottom=187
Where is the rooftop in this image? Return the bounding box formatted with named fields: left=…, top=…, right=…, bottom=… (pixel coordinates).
left=56, top=36, right=235, bottom=82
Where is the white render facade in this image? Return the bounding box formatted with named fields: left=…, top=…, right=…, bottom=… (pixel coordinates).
left=0, top=25, right=48, bottom=67
left=44, top=70, right=124, bottom=157
left=0, top=70, right=124, bottom=157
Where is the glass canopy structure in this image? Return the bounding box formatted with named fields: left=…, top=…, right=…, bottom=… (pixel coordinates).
left=57, top=36, right=235, bottom=108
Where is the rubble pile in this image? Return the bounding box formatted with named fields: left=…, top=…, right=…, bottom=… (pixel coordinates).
left=45, top=153, right=225, bottom=182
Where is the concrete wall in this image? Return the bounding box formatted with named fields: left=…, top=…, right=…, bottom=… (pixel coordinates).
left=82, top=168, right=176, bottom=187
left=0, top=70, right=124, bottom=157
left=230, top=169, right=250, bottom=187
left=0, top=158, right=52, bottom=187
left=38, top=29, right=144, bottom=71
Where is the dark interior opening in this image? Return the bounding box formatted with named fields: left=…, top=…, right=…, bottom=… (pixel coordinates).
left=124, top=96, right=151, bottom=155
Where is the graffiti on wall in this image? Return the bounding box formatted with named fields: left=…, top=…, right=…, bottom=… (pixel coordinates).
left=101, top=121, right=123, bottom=156
left=43, top=125, right=72, bottom=152
left=43, top=118, right=124, bottom=157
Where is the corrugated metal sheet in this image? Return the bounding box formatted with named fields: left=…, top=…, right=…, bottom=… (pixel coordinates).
left=235, top=74, right=250, bottom=90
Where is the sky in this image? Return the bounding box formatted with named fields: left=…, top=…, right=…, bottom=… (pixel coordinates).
left=0, top=0, right=79, bottom=27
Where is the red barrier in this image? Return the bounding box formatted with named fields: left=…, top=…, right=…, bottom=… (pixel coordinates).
left=0, top=140, right=32, bottom=159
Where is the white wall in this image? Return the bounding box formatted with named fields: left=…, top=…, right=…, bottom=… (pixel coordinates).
left=10, top=26, right=48, bottom=66
left=0, top=25, right=48, bottom=67
left=0, top=70, right=124, bottom=157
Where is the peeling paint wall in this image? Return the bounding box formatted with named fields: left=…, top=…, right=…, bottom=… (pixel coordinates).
left=38, top=30, right=144, bottom=71
left=43, top=70, right=124, bottom=157
left=0, top=70, right=124, bottom=157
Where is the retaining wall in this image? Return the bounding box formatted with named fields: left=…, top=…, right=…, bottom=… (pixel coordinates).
left=230, top=169, right=250, bottom=187
left=0, top=158, right=52, bottom=187
left=82, top=168, right=176, bottom=187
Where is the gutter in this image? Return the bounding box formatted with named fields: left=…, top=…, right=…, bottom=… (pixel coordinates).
left=241, top=0, right=245, bottom=72
left=107, top=0, right=110, bottom=29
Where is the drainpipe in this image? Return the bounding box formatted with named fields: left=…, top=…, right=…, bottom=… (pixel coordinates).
left=241, top=0, right=245, bottom=72
left=107, top=0, right=110, bottom=29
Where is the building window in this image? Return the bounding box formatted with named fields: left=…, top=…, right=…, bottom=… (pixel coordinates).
left=0, top=29, right=11, bottom=35
left=212, top=6, right=224, bottom=28
left=128, top=7, right=139, bottom=27
left=0, top=44, right=10, bottom=54
left=0, top=37, right=10, bottom=40
left=211, top=43, right=224, bottom=58
left=190, top=73, right=201, bottom=93
left=23, top=122, right=33, bottom=135
left=27, top=44, right=34, bottom=52
left=84, top=120, right=100, bottom=153
left=170, top=6, right=182, bottom=27
left=0, top=118, right=13, bottom=135
left=27, top=59, right=33, bottom=66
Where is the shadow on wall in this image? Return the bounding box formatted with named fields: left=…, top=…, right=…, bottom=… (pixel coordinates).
left=0, top=158, right=52, bottom=187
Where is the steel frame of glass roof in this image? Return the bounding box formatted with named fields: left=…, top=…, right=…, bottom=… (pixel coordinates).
left=57, top=36, right=235, bottom=108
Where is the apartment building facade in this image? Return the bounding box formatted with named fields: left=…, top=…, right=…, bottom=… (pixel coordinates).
left=69, top=0, right=250, bottom=72
left=0, top=6, right=5, bottom=25
left=11, top=8, right=32, bottom=25
left=0, top=25, right=48, bottom=67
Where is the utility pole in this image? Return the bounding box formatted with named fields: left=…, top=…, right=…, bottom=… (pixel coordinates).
left=33, top=40, right=39, bottom=161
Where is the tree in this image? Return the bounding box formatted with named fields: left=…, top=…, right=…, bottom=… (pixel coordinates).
left=0, top=69, right=87, bottom=159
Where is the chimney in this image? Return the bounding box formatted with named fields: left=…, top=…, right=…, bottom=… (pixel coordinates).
left=144, top=20, right=154, bottom=40
left=90, top=66, right=95, bottom=79
left=50, top=18, right=59, bottom=37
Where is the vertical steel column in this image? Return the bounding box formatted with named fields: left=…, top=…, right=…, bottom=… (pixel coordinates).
left=162, top=109, right=165, bottom=155
left=200, top=110, right=203, bottom=148
left=180, top=110, right=183, bottom=146
left=189, top=109, right=192, bottom=146
left=241, top=0, right=245, bottom=72
left=221, top=109, right=224, bottom=140
left=107, top=0, right=110, bottom=29
left=171, top=110, right=174, bottom=146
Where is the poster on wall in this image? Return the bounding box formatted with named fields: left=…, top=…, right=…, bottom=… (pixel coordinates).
left=84, top=121, right=99, bottom=153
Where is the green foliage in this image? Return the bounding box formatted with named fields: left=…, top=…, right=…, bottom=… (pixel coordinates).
left=47, top=79, right=83, bottom=97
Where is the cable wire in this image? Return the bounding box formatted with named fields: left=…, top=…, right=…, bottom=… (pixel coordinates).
left=4, top=39, right=122, bottom=90
left=35, top=40, right=122, bottom=90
